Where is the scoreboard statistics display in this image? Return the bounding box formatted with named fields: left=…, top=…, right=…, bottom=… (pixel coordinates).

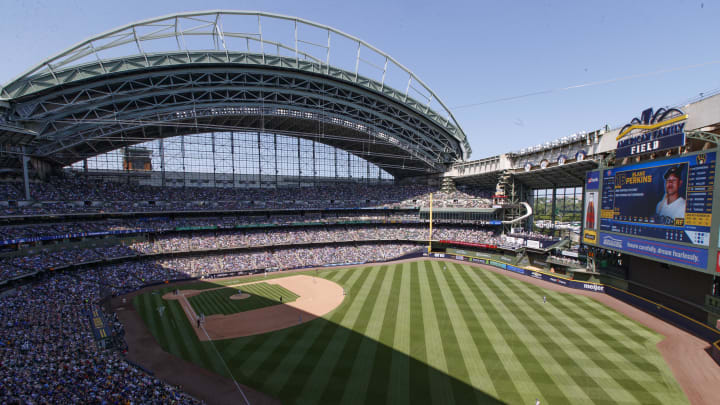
left=600, top=151, right=715, bottom=247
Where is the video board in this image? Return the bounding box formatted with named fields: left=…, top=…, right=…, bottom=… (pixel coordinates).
left=600, top=152, right=715, bottom=246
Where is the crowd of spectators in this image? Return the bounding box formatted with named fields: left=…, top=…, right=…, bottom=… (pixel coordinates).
left=507, top=231, right=559, bottom=242
left=0, top=183, right=23, bottom=201
left=0, top=246, right=137, bottom=281
left=0, top=175, right=502, bottom=402
left=129, top=225, right=497, bottom=254
left=1, top=175, right=494, bottom=215
left=0, top=271, right=204, bottom=404
left=0, top=225, right=500, bottom=281
left=0, top=237, right=423, bottom=402
left=139, top=243, right=420, bottom=278
left=0, top=213, right=422, bottom=242
left=547, top=254, right=583, bottom=267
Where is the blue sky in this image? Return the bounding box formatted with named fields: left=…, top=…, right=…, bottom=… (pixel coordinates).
left=1, top=0, right=718, bottom=160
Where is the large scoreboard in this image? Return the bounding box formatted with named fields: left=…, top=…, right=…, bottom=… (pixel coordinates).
left=583, top=151, right=717, bottom=271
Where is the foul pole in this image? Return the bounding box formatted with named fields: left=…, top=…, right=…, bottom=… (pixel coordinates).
left=428, top=193, right=433, bottom=253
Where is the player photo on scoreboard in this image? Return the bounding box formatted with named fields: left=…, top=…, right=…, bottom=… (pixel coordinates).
left=612, top=162, right=688, bottom=226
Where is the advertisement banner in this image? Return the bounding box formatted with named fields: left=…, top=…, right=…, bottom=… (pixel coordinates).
left=506, top=264, right=526, bottom=275
left=584, top=190, right=598, bottom=230
left=586, top=170, right=600, bottom=190
left=561, top=250, right=579, bottom=258
left=489, top=260, right=507, bottom=270
left=583, top=229, right=598, bottom=245
left=581, top=283, right=605, bottom=293
left=447, top=248, right=493, bottom=259
left=600, top=152, right=714, bottom=246
left=598, top=232, right=708, bottom=270
left=0, top=228, right=153, bottom=246
left=526, top=240, right=541, bottom=249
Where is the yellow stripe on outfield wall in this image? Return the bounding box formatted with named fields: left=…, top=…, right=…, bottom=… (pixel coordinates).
left=616, top=114, right=688, bottom=140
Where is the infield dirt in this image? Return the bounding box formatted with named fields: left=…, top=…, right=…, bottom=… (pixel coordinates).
left=163, top=274, right=345, bottom=340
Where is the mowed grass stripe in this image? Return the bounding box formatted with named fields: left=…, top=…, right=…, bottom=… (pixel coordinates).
left=145, top=296, right=195, bottom=366
left=523, top=285, right=668, bottom=382
left=165, top=299, right=217, bottom=370
left=387, top=262, right=412, bottom=405
left=548, top=293, right=687, bottom=402
left=479, top=269, right=594, bottom=404
left=246, top=282, right=299, bottom=302
left=429, top=262, right=500, bottom=402
left=136, top=293, right=173, bottom=354
left=446, top=262, right=525, bottom=404
left=416, top=262, right=456, bottom=404
left=135, top=294, right=167, bottom=350
left=268, top=269, right=370, bottom=400
left=338, top=265, right=396, bottom=404
left=244, top=306, right=328, bottom=393
left=229, top=266, right=369, bottom=398
left=148, top=294, right=185, bottom=358
left=230, top=311, right=339, bottom=394
left=133, top=261, right=692, bottom=405
left=458, top=266, right=571, bottom=404
left=496, top=270, right=686, bottom=404
left=425, top=261, right=486, bottom=403
left=367, top=264, right=404, bottom=402
left=564, top=293, right=661, bottom=349
left=488, top=272, right=628, bottom=404
left=326, top=265, right=369, bottom=286
left=190, top=283, right=300, bottom=316
left=408, top=261, right=432, bottom=405
left=424, top=262, right=476, bottom=401
left=232, top=267, right=369, bottom=377
left=238, top=273, right=353, bottom=390
left=317, top=265, right=393, bottom=404
left=221, top=267, right=366, bottom=368
left=289, top=265, right=381, bottom=403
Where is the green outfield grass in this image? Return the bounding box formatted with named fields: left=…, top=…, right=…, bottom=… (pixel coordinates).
left=188, top=282, right=300, bottom=316
left=133, top=261, right=689, bottom=405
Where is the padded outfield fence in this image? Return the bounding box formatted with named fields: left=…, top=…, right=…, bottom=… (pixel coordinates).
left=430, top=250, right=720, bottom=365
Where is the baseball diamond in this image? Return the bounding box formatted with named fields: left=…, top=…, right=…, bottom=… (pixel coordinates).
left=187, top=282, right=301, bottom=316
left=132, top=260, right=688, bottom=405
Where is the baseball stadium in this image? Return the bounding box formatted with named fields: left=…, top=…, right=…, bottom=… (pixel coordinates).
left=2, top=9, right=720, bottom=405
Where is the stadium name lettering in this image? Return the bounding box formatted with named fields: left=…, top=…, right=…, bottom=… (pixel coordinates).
left=629, top=140, right=660, bottom=155
left=624, top=171, right=653, bottom=185
left=617, top=122, right=685, bottom=147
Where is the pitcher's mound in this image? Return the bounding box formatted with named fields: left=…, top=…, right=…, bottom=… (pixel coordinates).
left=230, top=293, right=251, bottom=300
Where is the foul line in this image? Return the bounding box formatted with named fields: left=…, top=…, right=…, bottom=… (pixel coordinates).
left=199, top=323, right=252, bottom=405
left=175, top=292, right=251, bottom=405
